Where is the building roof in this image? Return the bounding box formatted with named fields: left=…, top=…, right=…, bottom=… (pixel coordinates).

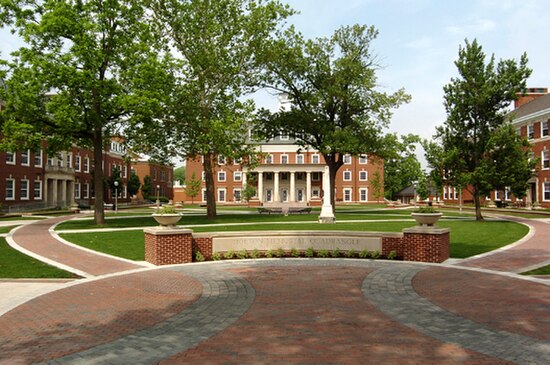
left=509, top=93, right=550, bottom=121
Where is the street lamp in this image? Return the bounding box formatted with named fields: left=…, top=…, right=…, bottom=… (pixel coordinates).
left=114, top=181, right=119, bottom=214
left=156, top=184, right=160, bottom=209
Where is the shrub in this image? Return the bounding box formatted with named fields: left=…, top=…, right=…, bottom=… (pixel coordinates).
left=305, top=247, right=315, bottom=258
left=156, top=205, right=177, bottom=214
left=318, top=249, right=329, bottom=258
left=250, top=248, right=261, bottom=259
left=275, top=247, right=285, bottom=258
left=237, top=249, right=249, bottom=259
left=359, top=249, right=371, bottom=259
left=371, top=250, right=381, bottom=259
left=387, top=250, right=397, bottom=260
left=212, top=252, right=222, bottom=261
left=345, top=249, right=356, bottom=258
left=265, top=250, right=274, bottom=258
left=331, top=247, right=341, bottom=258
left=225, top=250, right=235, bottom=259
left=195, top=251, right=205, bottom=262
left=415, top=206, right=438, bottom=214
left=290, top=248, right=300, bottom=257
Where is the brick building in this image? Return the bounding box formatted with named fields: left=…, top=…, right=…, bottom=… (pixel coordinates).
left=131, top=158, right=174, bottom=202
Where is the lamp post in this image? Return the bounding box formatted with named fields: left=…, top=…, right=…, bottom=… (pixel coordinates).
left=156, top=184, right=160, bottom=209
left=114, top=181, right=119, bottom=214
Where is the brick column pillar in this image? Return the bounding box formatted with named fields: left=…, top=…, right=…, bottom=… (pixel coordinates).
left=402, top=227, right=450, bottom=263
left=144, top=228, right=194, bottom=265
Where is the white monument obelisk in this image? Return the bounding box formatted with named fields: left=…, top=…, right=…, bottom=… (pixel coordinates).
left=319, top=165, right=336, bottom=223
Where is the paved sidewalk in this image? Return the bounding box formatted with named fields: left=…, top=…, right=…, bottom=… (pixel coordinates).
left=455, top=217, right=550, bottom=273
left=9, top=216, right=144, bottom=277
left=0, top=260, right=548, bottom=365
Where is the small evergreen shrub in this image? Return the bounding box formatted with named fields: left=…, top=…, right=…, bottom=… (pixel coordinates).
left=275, top=247, right=285, bottom=258
left=225, top=250, right=235, bottom=259
left=331, top=247, right=341, bottom=258
left=387, top=250, right=397, bottom=260
left=212, top=252, right=222, bottom=261
left=345, top=249, right=356, bottom=258
left=290, top=248, right=300, bottom=257
left=318, top=249, right=329, bottom=258
left=195, top=251, right=205, bottom=262
left=305, top=247, right=315, bottom=258
left=359, top=249, right=370, bottom=259
left=250, top=248, right=261, bottom=259
left=371, top=250, right=381, bottom=259
left=265, top=250, right=274, bottom=258
left=237, top=249, right=249, bottom=259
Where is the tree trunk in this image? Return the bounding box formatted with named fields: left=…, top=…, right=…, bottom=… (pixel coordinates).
left=473, top=186, right=484, bottom=221
left=93, top=130, right=105, bottom=225
left=203, top=153, right=217, bottom=219
left=324, top=154, right=343, bottom=214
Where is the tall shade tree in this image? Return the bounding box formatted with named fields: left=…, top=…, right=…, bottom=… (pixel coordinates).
left=0, top=0, right=169, bottom=224
left=138, top=0, right=294, bottom=219
left=438, top=39, right=532, bottom=221
left=256, top=25, right=410, bottom=211
left=383, top=133, right=422, bottom=200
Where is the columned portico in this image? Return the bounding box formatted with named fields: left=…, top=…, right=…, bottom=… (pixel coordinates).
left=273, top=171, right=280, bottom=203
left=290, top=172, right=295, bottom=202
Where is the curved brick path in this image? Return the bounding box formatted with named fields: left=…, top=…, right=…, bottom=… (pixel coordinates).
left=0, top=260, right=548, bottom=365
left=10, top=216, right=143, bottom=277
left=455, top=217, right=550, bottom=273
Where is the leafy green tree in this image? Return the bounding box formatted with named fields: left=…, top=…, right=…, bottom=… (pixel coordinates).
left=0, top=0, right=169, bottom=224
left=174, top=166, right=186, bottom=185
left=384, top=134, right=422, bottom=200
left=422, top=139, right=445, bottom=201
left=257, top=25, right=410, bottom=211
left=136, top=0, right=293, bottom=219
left=416, top=174, right=429, bottom=201
left=108, top=166, right=122, bottom=198
left=128, top=170, right=141, bottom=197
left=142, top=175, right=153, bottom=200
left=438, top=39, right=532, bottom=220
left=184, top=172, right=202, bottom=205
left=369, top=170, right=384, bottom=204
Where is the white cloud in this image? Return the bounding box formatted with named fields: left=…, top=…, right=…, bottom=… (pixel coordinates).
left=445, top=18, right=496, bottom=36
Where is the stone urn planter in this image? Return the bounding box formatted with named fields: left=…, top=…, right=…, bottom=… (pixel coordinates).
left=152, top=213, right=182, bottom=227
left=411, top=212, right=443, bottom=227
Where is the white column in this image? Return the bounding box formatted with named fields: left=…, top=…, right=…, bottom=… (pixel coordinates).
left=242, top=170, right=247, bottom=187
left=60, top=180, right=67, bottom=206
left=257, top=172, right=263, bottom=202
left=319, top=166, right=335, bottom=223
left=306, top=171, right=311, bottom=203
left=290, top=172, right=296, bottom=202
left=274, top=171, right=280, bottom=202
left=52, top=179, right=58, bottom=207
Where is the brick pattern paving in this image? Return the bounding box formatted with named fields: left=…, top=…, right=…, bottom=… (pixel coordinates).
left=364, top=264, right=550, bottom=364
left=0, top=270, right=202, bottom=365
left=11, top=216, right=141, bottom=276
left=413, top=266, right=550, bottom=340
left=457, top=218, right=550, bottom=272
left=162, top=261, right=508, bottom=365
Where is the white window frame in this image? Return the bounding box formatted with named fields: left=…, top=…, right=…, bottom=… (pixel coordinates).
left=21, top=150, right=30, bottom=166
left=280, top=133, right=289, bottom=141
left=233, top=188, right=242, bottom=202
left=34, top=149, right=43, bottom=167
left=83, top=183, right=89, bottom=199
left=359, top=188, right=368, bottom=202
left=312, top=172, right=321, bottom=181
left=201, top=171, right=206, bottom=181
left=528, top=124, right=535, bottom=140
left=343, top=154, right=352, bottom=165
left=84, top=157, right=90, bottom=173
left=75, top=183, right=81, bottom=199
left=542, top=150, right=549, bottom=169
left=359, top=170, right=368, bottom=181
left=544, top=182, right=550, bottom=201
left=202, top=188, right=207, bottom=202
left=34, top=180, right=42, bottom=200
left=359, top=155, right=368, bottom=164
left=311, top=154, right=320, bottom=164
left=123, top=165, right=128, bottom=178
left=66, top=152, right=72, bottom=168
left=5, top=178, right=15, bottom=200
left=218, top=156, right=226, bottom=165
left=75, top=155, right=81, bottom=171
left=6, top=151, right=15, bottom=165
left=312, top=188, right=320, bottom=198
left=505, top=187, right=511, bottom=201
left=234, top=171, right=242, bottom=182
left=280, top=154, right=288, bottom=164
left=265, top=154, right=273, bottom=164
left=542, top=120, right=549, bottom=137
left=343, top=170, right=352, bottom=181
left=495, top=190, right=501, bottom=201
left=217, top=188, right=226, bottom=202
left=296, top=154, right=304, bottom=164
left=123, top=184, right=128, bottom=199
left=218, top=171, right=226, bottom=182
left=343, top=188, right=352, bottom=202
left=234, top=157, right=242, bottom=165
left=20, top=179, right=29, bottom=200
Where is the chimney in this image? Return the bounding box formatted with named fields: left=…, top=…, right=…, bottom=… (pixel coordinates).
left=515, top=87, right=548, bottom=109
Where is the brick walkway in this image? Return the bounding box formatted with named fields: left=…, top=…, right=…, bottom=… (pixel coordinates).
left=10, top=216, right=143, bottom=277
left=455, top=217, right=550, bottom=273
left=0, top=260, right=548, bottom=365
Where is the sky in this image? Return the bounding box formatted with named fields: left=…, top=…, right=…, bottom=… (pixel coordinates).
left=1, top=0, right=549, bottom=161
left=255, top=0, right=550, bottom=141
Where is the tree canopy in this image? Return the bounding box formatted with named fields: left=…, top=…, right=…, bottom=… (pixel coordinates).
left=383, top=134, right=422, bottom=200
left=438, top=39, right=532, bottom=220
left=256, top=24, right=410, bottom=210
left=0, top=0, right=169, bottom=224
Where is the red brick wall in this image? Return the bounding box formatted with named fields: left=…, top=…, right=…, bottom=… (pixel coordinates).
left=145, top=231, right=193, bottom=265
left=381, top=236, right=404, bottom=259
left=192, top=237, right=213, bottom=260
left=402, top=232, right=450, bottom=263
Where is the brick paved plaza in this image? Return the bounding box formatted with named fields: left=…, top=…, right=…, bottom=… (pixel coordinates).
left=1, top=216, right=549, bottom=364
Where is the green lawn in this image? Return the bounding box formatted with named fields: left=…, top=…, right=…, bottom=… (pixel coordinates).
left=520, top=265, right=550, bottom=276
left=59, top=220, right=528, bottom=261
left=0, top=238, right=76, bottom=278
left=0, top=225, right=19, bottom=234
